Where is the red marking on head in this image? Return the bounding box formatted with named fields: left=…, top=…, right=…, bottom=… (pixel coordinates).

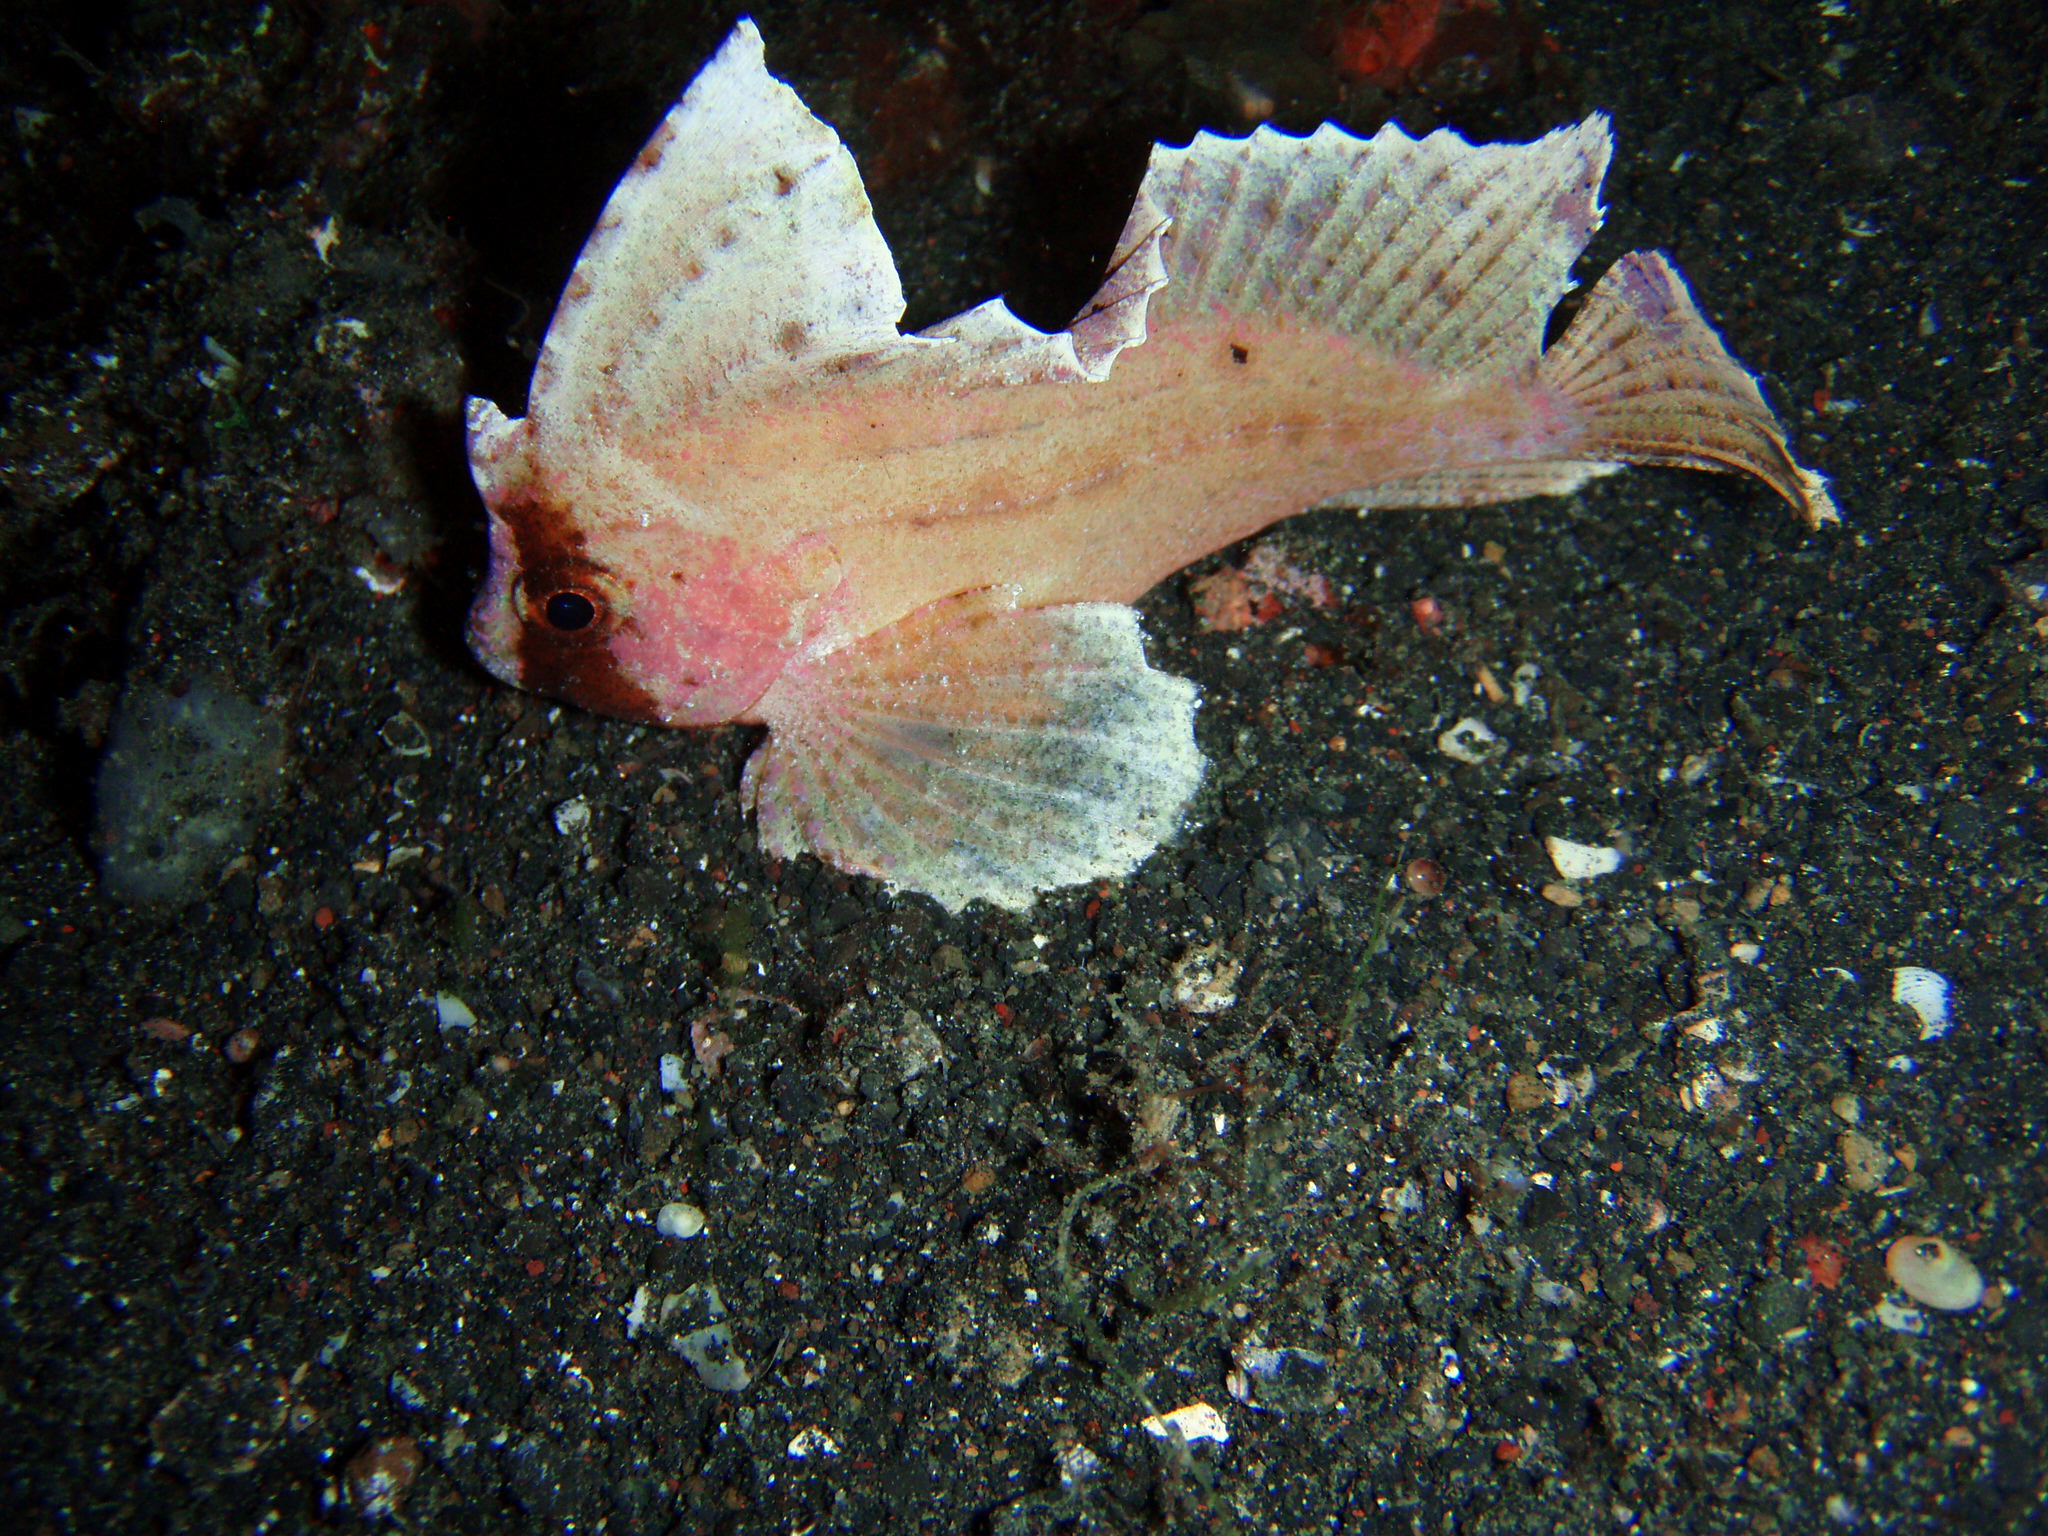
left=472, top=488, right=664, bottom=723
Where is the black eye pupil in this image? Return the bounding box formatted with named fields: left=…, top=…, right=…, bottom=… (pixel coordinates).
left=544, top=591, right=596, bottom=631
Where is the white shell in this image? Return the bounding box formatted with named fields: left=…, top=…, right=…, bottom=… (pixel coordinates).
left=1437, top=716, right=1502, bottom=765
left=1544, top=835, right=1624, bottom=881
left=1140, top=1402, right=1229, bottom=1445
left=1890, top=966, right=1951, bottom=1038
left=786, top=1427, right=840, bottom=1460
left=552, top=796, right=592, bottom=837
left=655, top=1201, right=707, bottom=1240
left=1885, top=1234, right=1983, bottom=1312
left=433, top=992, right=477, bottom=1030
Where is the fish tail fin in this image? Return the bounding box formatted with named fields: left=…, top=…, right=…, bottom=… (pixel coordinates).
left=1539, top=251, right=1838, bottom=527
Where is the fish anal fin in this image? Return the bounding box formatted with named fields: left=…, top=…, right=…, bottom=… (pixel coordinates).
left=742, top=596, right=1203, bottom=912
left=1317, top=461, right=1621, bottom=511
left=1539, top=252, right=1838, bottom=527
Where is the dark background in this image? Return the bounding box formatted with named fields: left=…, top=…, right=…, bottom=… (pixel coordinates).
left=2, top=1, right=2043, bottom=1530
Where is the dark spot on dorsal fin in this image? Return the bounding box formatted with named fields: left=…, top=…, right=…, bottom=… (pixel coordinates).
left=778, top=319, right=807, bottom=356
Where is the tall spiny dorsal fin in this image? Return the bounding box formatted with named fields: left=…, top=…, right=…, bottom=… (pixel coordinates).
left=1136, top=115, right=1611, bottom=379
left=526, top=19, right=927, bottom=437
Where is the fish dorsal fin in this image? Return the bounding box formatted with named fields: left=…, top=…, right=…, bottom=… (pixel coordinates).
left=527, top=20, right=920, bottom=435
left=894, top=185, right=1170, bottom=389
left=1070, top=181, right=1172, bottom=375
left=911, top=300, right=1093, bottom=386
left=742, top=595, right=1203, bottom=912
left=1139, top=115, right=1610, bottom=378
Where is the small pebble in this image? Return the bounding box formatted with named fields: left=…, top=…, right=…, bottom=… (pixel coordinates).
left=1170, top=942, right=1241, bottom=1014
left=1838, top=1131, right=1892, bottom=1192
left=344, top=1435, right=423, bottom=1520
left=788, top=1426, right=840, bottom=1459
left=1505, top=1072, right=1549, bottom=1113
left=1140, top=1402, right=1229, bottom=1445
left=1402, top=857, right=1447, bottom=898
left=1885, top=1235, right=1983, bottom=1312
left=961, top=1164, right=997, bottom=1196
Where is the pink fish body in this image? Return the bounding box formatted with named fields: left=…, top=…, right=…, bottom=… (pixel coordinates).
left=467, top=20, right=1834, bottom=911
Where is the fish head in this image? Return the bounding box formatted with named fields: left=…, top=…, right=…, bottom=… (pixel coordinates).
left=466, top=401, right=841, bottom=726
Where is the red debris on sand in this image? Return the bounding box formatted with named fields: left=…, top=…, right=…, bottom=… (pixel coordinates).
left=1188, top=564, right=1258, bottom=632
left=1190, top=543, right=1336, bottom=632
left=1329, top=0, right=1562, bottom=99
left=691, top=1016, right=737, bottom=1077
left=850, top=24, right=965, bottom=190
left=1797, top=1234, right=1847, bottom=1291
left=1334, top=0, right=1448, bottom=89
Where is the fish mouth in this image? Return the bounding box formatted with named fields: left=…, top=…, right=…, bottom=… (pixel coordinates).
left=465, top=594, right=524, bottom=688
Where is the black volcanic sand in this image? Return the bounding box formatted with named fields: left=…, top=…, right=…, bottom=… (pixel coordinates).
left=3, top=1, right=2043, bottom=1531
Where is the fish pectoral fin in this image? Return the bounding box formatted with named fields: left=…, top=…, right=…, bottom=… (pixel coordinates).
left=741, top=598, right=1204, bottom=913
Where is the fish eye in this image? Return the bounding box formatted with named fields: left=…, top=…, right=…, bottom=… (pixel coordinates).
left=544, top=590, right=598, bottom=631
left=518, top=573, right=613, bottom=641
